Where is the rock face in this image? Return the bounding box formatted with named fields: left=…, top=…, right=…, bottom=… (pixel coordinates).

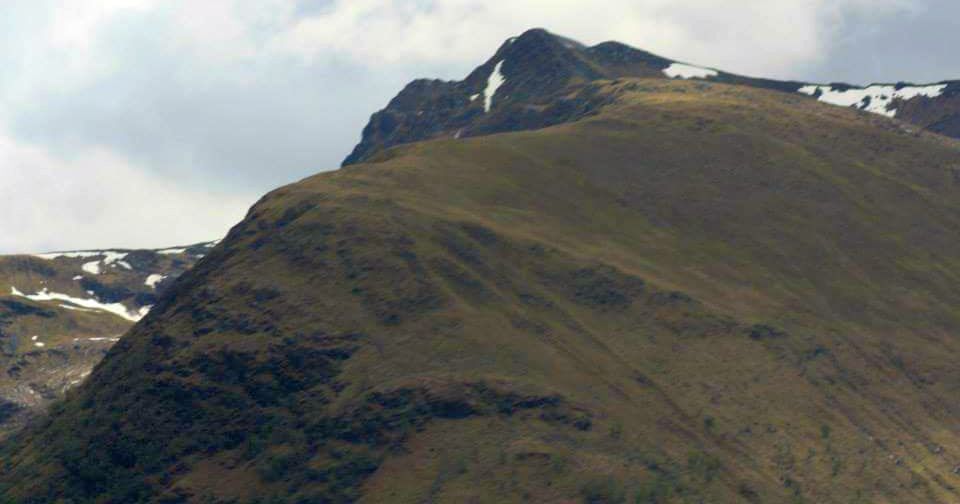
left=890, top=82, right=960, bottom=136
left=344, top=28, right=960, bottom=166
left=341, top=29, right=684, bottom=165
left=0, top=242, right=213, bottom=436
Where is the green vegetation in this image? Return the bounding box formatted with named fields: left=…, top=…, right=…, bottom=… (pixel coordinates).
left=581, top=477, right=626, bottom=503
left=3, top=78, right=960, bottom=502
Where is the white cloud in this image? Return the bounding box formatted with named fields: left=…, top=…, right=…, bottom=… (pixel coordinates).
left=268, top=0, right=914, bottom=77
left=1, top=0, right=919, bottom=113
left=46, top=0, right=156, bottom=53
left=6, top=0, right=918, bottom=88
left=0, top=128, right=253, bottom=254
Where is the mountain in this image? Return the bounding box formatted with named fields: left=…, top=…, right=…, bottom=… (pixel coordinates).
left=6, top=30, right=960, bottom=503
left=0, top=242, right=214, bottom=436
left=344, top=28, right=960, bottom=165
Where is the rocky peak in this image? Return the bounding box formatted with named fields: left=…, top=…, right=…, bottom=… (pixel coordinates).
left=341, top=29, right=673, bottom=166
left=343, top=28, right=960, bottom=167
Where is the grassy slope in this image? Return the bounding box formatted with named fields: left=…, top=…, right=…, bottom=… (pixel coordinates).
left=4, top=79, right=960, bottom=503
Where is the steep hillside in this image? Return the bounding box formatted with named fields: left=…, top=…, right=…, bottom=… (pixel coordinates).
left=4, top=78, right=960, bottom=503
left=344, top=28, right=960, bottom=165
left=0, top=242, right=214, bottom=436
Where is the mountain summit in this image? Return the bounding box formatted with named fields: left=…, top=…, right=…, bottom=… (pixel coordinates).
left=345, top=28, right=960, bottom=166
left=342, top=28, right=697, bottom=165
left=5, top=29, right=960, bottom=503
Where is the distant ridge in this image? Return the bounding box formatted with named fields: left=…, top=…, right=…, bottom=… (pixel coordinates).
left=0, top=241, right=212, bottom=437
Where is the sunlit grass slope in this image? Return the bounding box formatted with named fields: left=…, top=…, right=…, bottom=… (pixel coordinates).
left=4, top=79, right=960, bottom=503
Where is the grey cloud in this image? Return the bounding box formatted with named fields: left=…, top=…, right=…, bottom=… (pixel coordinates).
left=5, top=2, right=477, bottom=193
left=9, top=20, right=408, bottom=191
left=801, top=0, right=960, bottom=83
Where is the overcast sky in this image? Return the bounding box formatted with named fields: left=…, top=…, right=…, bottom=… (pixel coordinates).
left=2, top=0, right=958, bottom=253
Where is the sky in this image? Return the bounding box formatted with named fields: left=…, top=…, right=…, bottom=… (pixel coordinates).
left=1, top=0, right=959, bottom=253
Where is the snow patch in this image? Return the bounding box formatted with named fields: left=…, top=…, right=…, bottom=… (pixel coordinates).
left=82, top=261, right=101, bottom=275
left=72, top=275, right=83, bottom=280
left=42, top=250, right=131, bottom=276
left=100, top=251, right=128, bottom=266
left=35, top=251, right=107, bottom=260
left=144, top=274, right=166, bottom=288
left=156, top=247, right=187, bottom=255
left=59, top=304, right=97, bottom=313
left=798, top=83, right=948, bottom=118
left=663, top=63, right=718, bottom=80
left=36, top=250, right=128, bottom=264
left=483, top=61, right=506, bottom=113
left=10, top=286, right=144, bottom=322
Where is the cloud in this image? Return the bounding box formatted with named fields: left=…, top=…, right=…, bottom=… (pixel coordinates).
left=801, top=0, right=960, bottom=83
left=0, top=128, right=253, bottom=254
left=270, top=0, right=914, bottom=77
left=2, top=0, right=405, bottom=191
left=0, top=0, right=953, bottom=253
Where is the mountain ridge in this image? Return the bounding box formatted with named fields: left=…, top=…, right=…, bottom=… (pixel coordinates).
left=5, top=75, right=960, bottom=502
left=344, top=28, right=960, bottom=166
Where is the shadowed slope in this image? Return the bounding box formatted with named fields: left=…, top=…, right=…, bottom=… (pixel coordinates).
left=4, top=79, right=960, bottom=503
